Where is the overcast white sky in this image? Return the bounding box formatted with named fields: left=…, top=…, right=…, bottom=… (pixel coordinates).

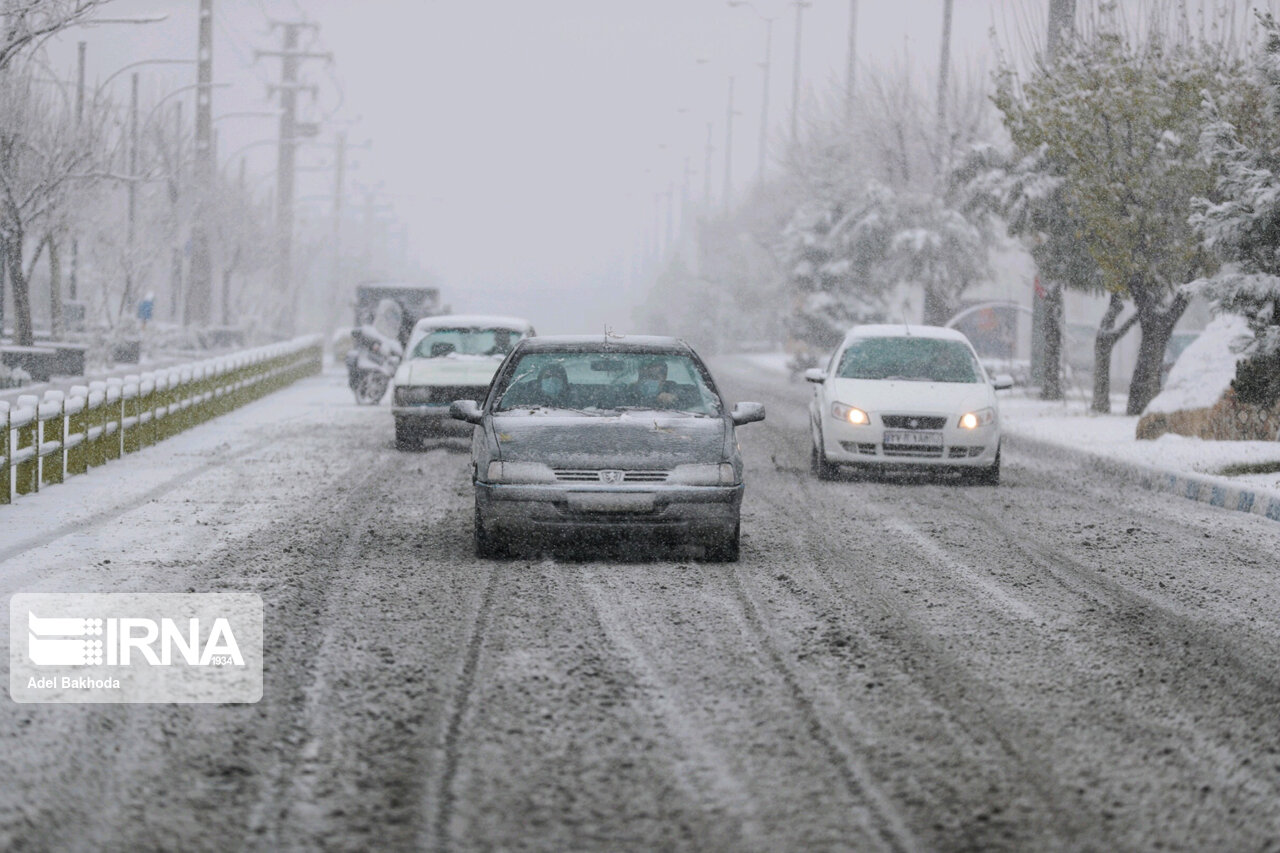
left=42, top=1, right=1065, bottom=334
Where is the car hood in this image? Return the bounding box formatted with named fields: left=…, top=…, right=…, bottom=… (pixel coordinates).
left=826, top=378, right=996, bottom=418
left=396, top=356, right=502, bottom=386
left=491, top=413, right=728, bottom=469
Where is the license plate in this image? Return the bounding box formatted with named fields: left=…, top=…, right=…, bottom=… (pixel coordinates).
left=567, top=493, right=655, bottom=513
left=883, top=430, right=943, bottom=447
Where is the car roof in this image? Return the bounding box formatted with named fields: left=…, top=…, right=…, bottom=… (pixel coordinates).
left=411, top=314, right=533, bottom=332
left=513, top=334, right=693, bottom=354
left=840, top=324, right=972, bottom=346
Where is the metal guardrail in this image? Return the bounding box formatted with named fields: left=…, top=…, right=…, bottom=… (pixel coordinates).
left=0, top=335, right=322, bottom=506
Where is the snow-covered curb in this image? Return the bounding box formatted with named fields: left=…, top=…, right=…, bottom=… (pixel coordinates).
left=1003, top=430, right=1280, bottom=523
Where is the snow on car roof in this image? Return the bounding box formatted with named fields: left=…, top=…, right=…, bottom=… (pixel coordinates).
left=412, top=314, right=533, bottom=331
left=517, top=334, right=690, bottom=352
left=841, top=324, right=972, bottom=344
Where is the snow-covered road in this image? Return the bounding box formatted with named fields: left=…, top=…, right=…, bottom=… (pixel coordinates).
left=3, top=359, right=1280, bottom=850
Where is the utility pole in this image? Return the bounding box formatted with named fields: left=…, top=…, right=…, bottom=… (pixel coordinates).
left=790, top=1, right=811, bottom=141
left=723, top=75, right=735, bottom=210
left=187, top=0, right=214, bottom=326
left=845, top=0, right=858, bottom=126
left=757, top=18, right=772, bottom=183
left=125, top=72, right=138, bottom=316
left=256, top=20, right=328, bottom=329
left=935, top=0, right=953, bottom=155
left=331, top=131, right=346, bottom=330
left=703, top=121, right=714, bottom=208
left=69, top=40, right=85, bottom=304
left=1031, top=0, right=1075, bottom=400
left=664, top=181, right=674, bottom=253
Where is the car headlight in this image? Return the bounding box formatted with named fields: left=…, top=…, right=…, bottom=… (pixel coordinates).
left=831, top=402, right=870, bottom=426
left=669, top=462, right=737, bottom=486
left=485, top=461, right=557, bottom=483
left=958, top=407, right=996, bottom=429
left=394, top=385, right=431, bottom=405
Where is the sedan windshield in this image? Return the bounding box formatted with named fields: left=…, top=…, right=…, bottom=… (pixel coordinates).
left=411, top=328, right=522, bottom=359
left=494, top=351, right=722, bottom=416
left=837, top=336, right=984, bottom=383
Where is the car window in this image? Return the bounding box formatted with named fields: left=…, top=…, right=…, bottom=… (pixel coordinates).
left=410, top=327, right=524, bottom=359
left=836, top=336, right=984, bottom=383
left=493, top=351, right=722, bottom=415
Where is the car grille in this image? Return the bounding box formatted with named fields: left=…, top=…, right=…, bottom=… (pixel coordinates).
left=397, top=385, right=486, bottom=405
left=840, top=442, right=878, bottom=456
left=553, top=469, right=670, bottom=483
left=426, top=385, right=485, bottom=404
left=881, top=414, right=947, bottom=430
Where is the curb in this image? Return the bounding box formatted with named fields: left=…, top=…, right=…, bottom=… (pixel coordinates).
left=1003, top=432, right=1280, bottom=524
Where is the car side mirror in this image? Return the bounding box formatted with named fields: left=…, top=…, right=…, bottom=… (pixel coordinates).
left=803, top=368, right=825, bottom=384
left=730, top=402, right=765, bottom=426
left=991, top=374, right=1014, bottom=391
left=449, top=399, right=483, bottom=424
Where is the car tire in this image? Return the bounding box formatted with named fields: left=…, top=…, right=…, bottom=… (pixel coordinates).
left=964, top=445, right=1000, bottom=486
left=394, top=417, right=420, bottom=451
left=355, top=373, right=389, bottom=405
left=474, top=505, right=507, bottom=558
left=703, top=523, right=740, bottom=562
left=810, top=433, right=839, bottom=481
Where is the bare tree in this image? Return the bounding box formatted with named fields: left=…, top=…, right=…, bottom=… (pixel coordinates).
left=0, top=1, right=105, bottom=72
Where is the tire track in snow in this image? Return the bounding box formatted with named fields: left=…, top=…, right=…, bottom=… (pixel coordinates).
left=426, top=559, right=500, bottom=853
left=576, top=566, right=771, bottom=851
left=718, top=562, right=919, bottom=853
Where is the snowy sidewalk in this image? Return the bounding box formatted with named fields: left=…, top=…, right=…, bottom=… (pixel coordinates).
left=1000, top=395, right=1280, bottom=523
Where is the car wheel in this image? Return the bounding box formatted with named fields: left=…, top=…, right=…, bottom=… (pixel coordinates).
left=356, top=373, right=389, bottom=405
left=702, top=523, right=740, bottom=562
left=964, top=446, right=1000, bottom=486
left=394, top=417, right=420, bottom=451
left=474, top=505, right=506, bottom=558
left=810, top=432, right=839, bottom=481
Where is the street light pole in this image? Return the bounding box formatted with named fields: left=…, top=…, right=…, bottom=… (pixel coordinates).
left=758, top=18, right=772, bottom=183
left=703, top=121, right=714, bottom=208
left=790, top=1, right=811, bottom=141
left=846, top=0, right=858, bottom=125
left=187, top=0, right=214, bottom=327
left=125, top=72, right=138, bottom=319
left=70, top=40, right=85, bottom=303
left=723, top=75, right=735, bottom=209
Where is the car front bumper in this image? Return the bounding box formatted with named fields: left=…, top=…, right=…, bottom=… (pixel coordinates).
left=821, top=418, right=1000, bottom=468
left=475, top=481, right=743, bottom=537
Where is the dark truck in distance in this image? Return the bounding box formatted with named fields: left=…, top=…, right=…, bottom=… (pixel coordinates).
left=353, top=281, right=443, bottom=349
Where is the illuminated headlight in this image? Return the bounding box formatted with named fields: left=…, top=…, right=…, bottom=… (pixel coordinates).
left=485, top=461, right=557, bottom=483
left=958, top=408, right=996, bottom=430
left=394, top=385, right=431, bottom=405
left=669, top=462, right=738, bottom=486
left=831, top=402, right=870, bottom=426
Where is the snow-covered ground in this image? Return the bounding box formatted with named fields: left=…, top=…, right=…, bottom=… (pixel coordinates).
left=1000, top=395, right=1280, bottom=496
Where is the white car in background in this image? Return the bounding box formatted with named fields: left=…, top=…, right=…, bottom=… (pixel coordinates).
left=806, top=324, right=1012, bottom=484
left=391, top=314, right=534, bottom=449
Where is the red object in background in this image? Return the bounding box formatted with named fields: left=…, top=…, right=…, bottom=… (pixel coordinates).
left=1033, top=275, right=1047, bottom=299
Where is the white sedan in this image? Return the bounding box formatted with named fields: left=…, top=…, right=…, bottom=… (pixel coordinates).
left=806, top=324, right=1012, bottom=484
left=391, top=314, right=534, bottom=449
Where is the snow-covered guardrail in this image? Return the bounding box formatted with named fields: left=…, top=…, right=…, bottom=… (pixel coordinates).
left=0, top=335, right=322, bottom=505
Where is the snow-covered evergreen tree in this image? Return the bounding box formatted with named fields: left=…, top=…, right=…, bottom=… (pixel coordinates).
left=1192, top=13, right=1280, bottom=405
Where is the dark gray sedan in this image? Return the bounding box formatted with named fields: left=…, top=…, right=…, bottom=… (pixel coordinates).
left=450, top=335, right=765, bottom=560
